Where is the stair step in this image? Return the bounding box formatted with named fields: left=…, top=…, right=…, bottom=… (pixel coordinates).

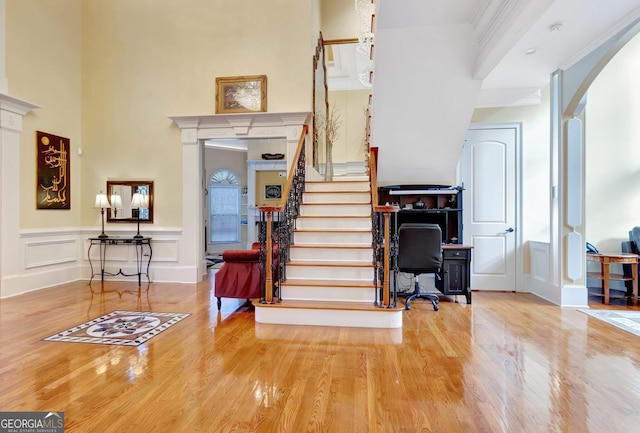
left=282, top=278, right=374, bottom=287
left=281, top=280, right=376, bottom=302
left=303, top=191, right=371, bottom=204
left=294, top=229, right=372, bottom=245
left=306, top=180, right=370, bottom=192
left=254, top=299, right=403, bottom=328
left=285, top=262, right=373, bottom=280
left=288, top=260, right=372, bottom=268
left=289, top=245, right=372, bottom=262
left=296, top=215, right=371, bottom=230
left=299, top=203, right=371, bottom=216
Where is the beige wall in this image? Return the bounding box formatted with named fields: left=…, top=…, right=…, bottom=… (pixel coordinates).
left=247, top=138, right=287, bottom=161
left=585, top=32, right=640, bottom=253
left=7, top=0, right=314, bottom=230
left=321, top=0, right=358, bottom=40
left=7, top=0, right=83, bottom=229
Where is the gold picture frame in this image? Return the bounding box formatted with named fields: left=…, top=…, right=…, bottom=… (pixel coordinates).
left=215, top=75, right=267, bottom=114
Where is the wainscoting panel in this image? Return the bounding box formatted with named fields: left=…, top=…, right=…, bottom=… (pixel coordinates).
left=527, top=240, right=560, bottom=305
left=1, top=228, right=192, bottom=299
left=529, top=241, right=550, bottom=283
left=147, top=238, right=180, bottom=262
left=25, top=238, right=78, bottom=269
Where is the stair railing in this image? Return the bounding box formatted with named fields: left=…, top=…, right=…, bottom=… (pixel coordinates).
left=257, top=125, right=308, bottom=304
left=369, top=151, right=399, bottom=308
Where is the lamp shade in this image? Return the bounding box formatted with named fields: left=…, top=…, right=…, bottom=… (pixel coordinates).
left=130, top=193, right=147, bottom=209
left=94, top=192, right=111, bottom=209
left=110, top=194, right=123, bottom=209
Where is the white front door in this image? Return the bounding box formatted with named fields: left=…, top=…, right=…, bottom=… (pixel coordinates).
left=461, top=127, right=518, bottom=291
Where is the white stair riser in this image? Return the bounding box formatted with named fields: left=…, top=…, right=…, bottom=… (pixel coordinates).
left=296, top=217, right=371, bottom=230
left=303, top=192, right=371, bottom=204
left=299, top=203, right=371, bottom=216
left=306, top=181, right=370, bottom=192
left=255, top=306, right=402, bottom=328
left=294, top=231, right=372, bottom=245
left=290, top=247, right=373, bottom=262
left=286, top=265, right=373, bottom=280
left=282, top=285, right=376, bottom=302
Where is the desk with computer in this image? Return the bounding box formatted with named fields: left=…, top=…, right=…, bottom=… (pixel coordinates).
left=379, top=185, right=473, bottom=308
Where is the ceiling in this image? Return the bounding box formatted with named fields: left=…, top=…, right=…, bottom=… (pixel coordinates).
left=376, top=0, right=640, bottom=106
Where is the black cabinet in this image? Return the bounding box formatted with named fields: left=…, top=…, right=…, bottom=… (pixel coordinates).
left=436, top=247, right=472, bottom=304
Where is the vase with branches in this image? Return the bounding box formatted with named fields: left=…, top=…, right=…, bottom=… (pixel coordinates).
left=323, top=102, right=342, bottom=181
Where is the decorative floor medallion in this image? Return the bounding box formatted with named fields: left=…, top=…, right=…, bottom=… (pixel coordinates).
left=580, top=309, right=640, bottom=338
left=43, top=311, right=190, bottom=346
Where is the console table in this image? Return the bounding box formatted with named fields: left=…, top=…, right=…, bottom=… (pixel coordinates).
left=586, top=252, right=638, bottom=305
left=88, top=237, right=152, bottom=286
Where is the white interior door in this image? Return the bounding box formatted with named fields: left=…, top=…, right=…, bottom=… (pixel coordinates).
left=461, top=127, right=517, bottom=291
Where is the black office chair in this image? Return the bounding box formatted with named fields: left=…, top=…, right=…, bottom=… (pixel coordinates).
left=397, top=223, right=442, bottom=311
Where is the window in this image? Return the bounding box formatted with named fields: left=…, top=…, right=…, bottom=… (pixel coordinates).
left=210, top=169, right=240, bottom=243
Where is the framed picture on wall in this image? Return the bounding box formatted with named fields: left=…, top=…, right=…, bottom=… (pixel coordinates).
left=265, top=184, right=282, bottom=199
left=36, top=131, right=71, bottom=209
left=215, top=75, right=267, bottom=114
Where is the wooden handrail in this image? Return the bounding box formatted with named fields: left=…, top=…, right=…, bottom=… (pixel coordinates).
left=270, top=124, right=308, bottom=213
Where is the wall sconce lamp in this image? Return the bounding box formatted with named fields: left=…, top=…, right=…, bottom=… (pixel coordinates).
left=130, top=192, right=148, bottom=239
left=94, top=191, right=112, bottom=239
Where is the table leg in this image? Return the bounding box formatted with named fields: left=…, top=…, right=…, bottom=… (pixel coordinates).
left=99, top=242, right=107, bottom=282
left=603, top=260, right=610, bottom=305
left=135, top=242, right=142, bottom=286
left=632, top=259, right=638, bottom=305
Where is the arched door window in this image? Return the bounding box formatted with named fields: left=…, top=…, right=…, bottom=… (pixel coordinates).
left=209, top=169, right=240, bottom=243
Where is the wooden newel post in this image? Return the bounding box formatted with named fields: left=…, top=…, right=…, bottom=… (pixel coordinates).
left=382, top=211, right=391, bottom=307
left=265, top=210, right=274, bottom=304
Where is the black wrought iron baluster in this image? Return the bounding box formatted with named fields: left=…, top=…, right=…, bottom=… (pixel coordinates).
left=372, top=210, right=383, bottom=306
left=388, top=212, right=399, bottom=308
left=258, top=211, right=267, bottom=304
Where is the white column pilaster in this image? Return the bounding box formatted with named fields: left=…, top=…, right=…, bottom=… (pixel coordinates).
left=0, top=95, right=39, bottom=297
left=181, top=127, right=204, bottom=283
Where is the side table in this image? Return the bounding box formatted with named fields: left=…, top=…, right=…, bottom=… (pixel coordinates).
left=586, top=252, right=638, bottom=305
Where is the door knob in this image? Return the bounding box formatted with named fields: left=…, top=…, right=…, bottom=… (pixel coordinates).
left=505, top=227, right=515, bottom=233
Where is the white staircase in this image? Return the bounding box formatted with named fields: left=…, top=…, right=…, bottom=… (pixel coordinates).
left=254, top=177, right=403, bottom=328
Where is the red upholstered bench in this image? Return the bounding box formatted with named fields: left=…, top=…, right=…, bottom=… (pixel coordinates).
left=213, top=243, right=278, bottom=310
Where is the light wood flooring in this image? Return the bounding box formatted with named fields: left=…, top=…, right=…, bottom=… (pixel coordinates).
left=1, top=274, right=640, bottom=432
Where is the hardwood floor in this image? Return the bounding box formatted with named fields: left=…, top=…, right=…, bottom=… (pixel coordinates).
left=1, top=275, right=640, bottom=432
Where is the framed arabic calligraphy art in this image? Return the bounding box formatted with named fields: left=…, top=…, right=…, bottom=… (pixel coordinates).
left=215, top=75, right=267, bottom=114
left=36, top=131, right=70, bottom=209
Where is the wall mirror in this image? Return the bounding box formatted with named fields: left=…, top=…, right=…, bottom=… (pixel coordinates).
left=106, top=180, right=154, bottom=223
left=323, top=39, right=372, bottom=171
